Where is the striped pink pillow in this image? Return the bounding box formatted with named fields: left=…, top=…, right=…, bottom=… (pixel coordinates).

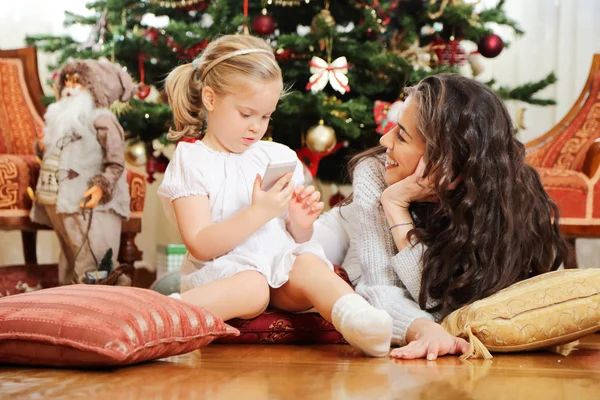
left=0, top=285, right=238, bottom=367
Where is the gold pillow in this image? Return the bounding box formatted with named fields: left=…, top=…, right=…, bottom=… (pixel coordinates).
left=442, top=268, right=600, bottom=360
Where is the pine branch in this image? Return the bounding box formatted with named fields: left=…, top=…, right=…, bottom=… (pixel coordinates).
left=479, top=3, right=524, bottom=36
left=488, top=73, right=557, bottom=105
left=63, top=11, right=99, bottom=27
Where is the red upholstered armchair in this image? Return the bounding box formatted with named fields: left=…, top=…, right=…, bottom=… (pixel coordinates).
left=0, top=47, right=146, bottom=283
left=526, top=54, right=600, bottom=267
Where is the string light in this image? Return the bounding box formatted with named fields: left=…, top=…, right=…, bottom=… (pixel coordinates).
left=144, top=0, right=207, bottom=9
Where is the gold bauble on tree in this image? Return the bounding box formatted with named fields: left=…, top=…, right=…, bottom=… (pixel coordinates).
left=125, top=140, right=148, bottom=166
left=306, top=120, right=336, bottom=153
left=311, top=9, right=336, bottom=35
left=311, top=1, right=335, bottom=51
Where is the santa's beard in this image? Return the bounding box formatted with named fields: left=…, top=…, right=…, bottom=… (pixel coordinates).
left=43, top=89, right=95, bottom=152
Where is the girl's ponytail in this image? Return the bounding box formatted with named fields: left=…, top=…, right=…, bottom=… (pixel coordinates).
left=164, top=63, right=205, bottom=141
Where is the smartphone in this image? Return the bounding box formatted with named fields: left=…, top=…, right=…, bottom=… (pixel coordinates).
left=261, top=161, right=297, bottom=191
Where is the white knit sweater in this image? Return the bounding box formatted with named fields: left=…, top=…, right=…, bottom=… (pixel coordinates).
left=314, top=155, right=440, bottom=345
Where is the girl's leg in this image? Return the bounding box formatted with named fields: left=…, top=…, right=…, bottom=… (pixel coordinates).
left=270, top=254, right=392, bottom=357
left=181, top=270, right=270, bottom=320
left=270, top=255, right=352, bottom=319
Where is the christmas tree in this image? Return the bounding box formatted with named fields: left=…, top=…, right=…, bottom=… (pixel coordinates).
left=27, top=0, right=556, bottom=183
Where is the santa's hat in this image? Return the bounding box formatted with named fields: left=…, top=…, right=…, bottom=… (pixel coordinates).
left=56, top=59, right=135, bottom=108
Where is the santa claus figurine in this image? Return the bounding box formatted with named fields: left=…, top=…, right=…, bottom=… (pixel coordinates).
left=30, top=59, right=134, bottom=286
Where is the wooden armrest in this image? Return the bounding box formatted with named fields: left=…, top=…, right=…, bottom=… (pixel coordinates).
left=582, top=139, right=600, bottom=178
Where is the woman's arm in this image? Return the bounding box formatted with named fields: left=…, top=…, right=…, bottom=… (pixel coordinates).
left=312, top=208, right=350, bottom=266
left=378, top=158, right=470, bottom=359
left=350, top=157, right=434, bottom=345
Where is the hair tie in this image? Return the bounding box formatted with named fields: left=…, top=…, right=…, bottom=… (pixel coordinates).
left=192, top=58, right=201, bottom=72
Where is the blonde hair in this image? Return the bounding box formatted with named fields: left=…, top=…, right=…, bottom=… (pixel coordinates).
left=164, top=35, right=282, bottom=141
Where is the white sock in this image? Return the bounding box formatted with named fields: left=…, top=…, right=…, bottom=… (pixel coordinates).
left=331, top=294, right=393, bottom=357
left=168, top=293, right=181, bottom=300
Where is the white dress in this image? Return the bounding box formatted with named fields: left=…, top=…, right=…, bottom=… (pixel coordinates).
left=158, top=140, right=333, bottom=293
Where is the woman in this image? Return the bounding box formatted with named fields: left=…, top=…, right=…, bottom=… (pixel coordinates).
left=313, top=73, right=569, bottom=360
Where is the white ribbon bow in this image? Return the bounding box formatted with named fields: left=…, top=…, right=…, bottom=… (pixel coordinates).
left=306, top=56, right=350, bottom=95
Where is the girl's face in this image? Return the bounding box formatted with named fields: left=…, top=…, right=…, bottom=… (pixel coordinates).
left=379, top=95, right=426, bottom=185
left=202, top=79, right=283, bottom=154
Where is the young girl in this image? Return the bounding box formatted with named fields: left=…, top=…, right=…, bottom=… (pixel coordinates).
left=158, top=34, right=392, bottom=357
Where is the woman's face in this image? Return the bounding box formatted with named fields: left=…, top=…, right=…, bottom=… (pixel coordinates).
left=379, top=95, right=426, bottom=185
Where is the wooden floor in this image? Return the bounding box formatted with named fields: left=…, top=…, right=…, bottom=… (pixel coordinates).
left=1, top=335, right=600, bottom=399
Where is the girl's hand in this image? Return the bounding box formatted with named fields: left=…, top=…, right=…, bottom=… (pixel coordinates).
left=390, top=319, right=470, bottom=361
left=381, top=157, right=434, bottom=210
left=288, top=185, right=325, bottom=230
left=252, top=173, right=294, bottom=220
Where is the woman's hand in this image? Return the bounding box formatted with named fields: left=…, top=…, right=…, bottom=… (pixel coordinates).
left=381, top=157, right=434, bottom=210
left=252, top=173, right=294, bottom=221
left=390, top=318, right=470, bottom=361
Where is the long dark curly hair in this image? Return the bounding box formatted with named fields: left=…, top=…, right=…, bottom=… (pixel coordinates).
left=342, top=73, right=570, bottom=318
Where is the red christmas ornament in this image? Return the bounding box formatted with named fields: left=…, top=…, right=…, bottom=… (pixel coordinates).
left=478, top=34, right=504, bottom=58
left=329, top=191, right=346, bottom=208
left=432, top=39, right=468, bottom=66
left=252, top=13, right=276, bottom=35
left=137, top=83, right=151, bottom=100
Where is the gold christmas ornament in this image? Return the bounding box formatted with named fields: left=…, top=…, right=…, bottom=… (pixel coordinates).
left=125, top=141, right=148, bottom=166
left=306, top=120, right=336, bottom=153
left=311, top=9, right=336, bottom=35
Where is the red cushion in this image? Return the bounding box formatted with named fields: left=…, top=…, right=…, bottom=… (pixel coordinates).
left=215, top=264, right=351, bottom=345
left=216, top=311, right=345, bottom=344
left=0, top=285, right=238, bottom=367
left=537, top=168, right=590, bottom=218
